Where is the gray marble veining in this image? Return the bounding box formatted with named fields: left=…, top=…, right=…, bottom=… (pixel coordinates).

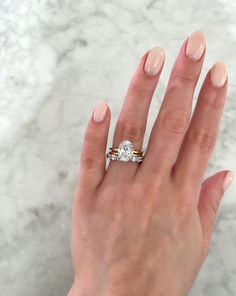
left=0, top=0, right=235, bottom=295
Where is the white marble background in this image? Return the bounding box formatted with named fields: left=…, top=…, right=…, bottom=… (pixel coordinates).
left=0, top=0, right=236, bottom=295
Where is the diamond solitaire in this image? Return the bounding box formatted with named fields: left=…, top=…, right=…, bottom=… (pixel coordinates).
left=118, top=140, right=134, bottom=162
left=106, top=140, right=144, bottom=163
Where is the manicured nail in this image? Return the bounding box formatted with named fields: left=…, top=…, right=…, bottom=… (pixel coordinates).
left=93, top=100, right=108, bottom=123
left=210, top=62, right=227, bottom=88
left=222, top=170, right=234, bottom=192
left=144, top=47, right=165, bottom=76
left=186, top=31, right=206, bottom=61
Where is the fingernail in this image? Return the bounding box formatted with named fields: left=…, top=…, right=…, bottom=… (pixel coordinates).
left=186, top=31, right=206, bottom=61
left=222, top=170, right=234, bottom=192
left=144, top=47, right=165, bottom=76
left=210, top=61, right=227, bottom=88
left=93, top=100, right=108, bottom=123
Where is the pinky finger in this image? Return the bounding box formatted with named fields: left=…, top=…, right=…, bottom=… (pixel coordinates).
left=78, top=100, right=110, bottom=192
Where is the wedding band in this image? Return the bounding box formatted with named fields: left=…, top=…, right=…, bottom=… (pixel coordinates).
left=109, top=148, right=143, bottom=155
left=106, top=140, right=144, bottom=163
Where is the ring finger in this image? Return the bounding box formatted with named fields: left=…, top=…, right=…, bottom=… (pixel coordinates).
left=107, top=47, right=165, bottom=178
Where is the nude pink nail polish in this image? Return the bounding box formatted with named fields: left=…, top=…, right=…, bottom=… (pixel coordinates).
left=144, top=47, right=165, bottom=76
left=186, top=31, right=206, bottom=61
left=210, top=62, right=227, bottom=88
left=93, top=100, right=108, bottom=123
left=222, top=170, right=234, bottom=192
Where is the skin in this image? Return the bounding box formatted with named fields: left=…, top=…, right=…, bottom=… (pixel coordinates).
left=67, top=36, right=228, bottom=296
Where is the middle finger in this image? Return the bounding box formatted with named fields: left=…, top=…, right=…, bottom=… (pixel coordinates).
left=140, top=31, right=206, bottom=178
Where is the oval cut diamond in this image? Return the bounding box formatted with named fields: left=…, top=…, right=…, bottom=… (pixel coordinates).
left=118, top=140, right=134, bottom=162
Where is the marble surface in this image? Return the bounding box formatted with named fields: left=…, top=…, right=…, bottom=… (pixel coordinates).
left=0, top=0, right=236, bottom=295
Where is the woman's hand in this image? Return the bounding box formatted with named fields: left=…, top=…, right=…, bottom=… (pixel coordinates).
left=68, top=31, right=233, bottom=296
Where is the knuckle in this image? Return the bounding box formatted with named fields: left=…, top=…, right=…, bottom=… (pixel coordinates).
left=162, top=109, right=189, bottom=134
left=80, top=154, right=96, bottom=169
left=188, top=128, right=216, bottom=152
left=117, top=121, right=145, bottom=143
left=130, top=79, right=150, bottom=99
left=175, top=69, right=196, bottom=85
left=80, top=153, right=103, bottom=170
left=208, top=198, right=220, bottom=215
left=202, top=94, right=224, bottom=109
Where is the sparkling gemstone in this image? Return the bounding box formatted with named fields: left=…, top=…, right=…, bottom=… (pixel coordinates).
left=132, top=156, right=137, bottom=162
left=118, top=140, right=134, bottom=162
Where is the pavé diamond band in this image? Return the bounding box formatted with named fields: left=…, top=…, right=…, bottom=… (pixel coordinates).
left=106, top=140, right=144, bottom=163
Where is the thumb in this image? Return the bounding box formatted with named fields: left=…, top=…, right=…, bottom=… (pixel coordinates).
left=198, top=170, right=234, bottom=254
